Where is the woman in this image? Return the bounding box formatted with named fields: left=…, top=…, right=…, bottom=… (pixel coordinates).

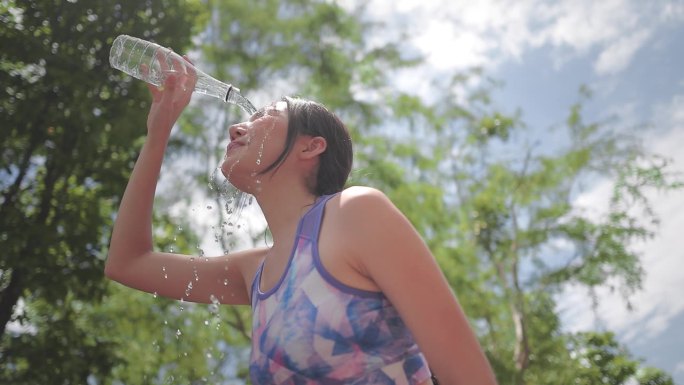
left=105, top=58, right=497, bottom=385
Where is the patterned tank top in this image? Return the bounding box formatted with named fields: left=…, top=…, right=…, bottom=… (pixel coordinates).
left=249, top=193, right=431, bottom=385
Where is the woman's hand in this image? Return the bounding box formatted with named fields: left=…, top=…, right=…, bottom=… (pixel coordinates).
left=142, top=50, right=197, bottom=139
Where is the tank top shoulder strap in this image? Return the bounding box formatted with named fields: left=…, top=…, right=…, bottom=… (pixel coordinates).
left=250, top=193, right=339, bottom=306
left=298, top=193, right=338, bottom=241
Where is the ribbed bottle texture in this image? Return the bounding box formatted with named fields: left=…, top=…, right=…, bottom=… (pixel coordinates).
left=109, top=35, right=256, bottom=114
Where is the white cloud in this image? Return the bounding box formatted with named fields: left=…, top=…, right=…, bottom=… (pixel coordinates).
left=342, top=0, right=672, bottom=81
left=539, top=0, right=641, bottom=52
left=594, top=29, right=651, bottom=75
left=413, top=23, right=492, bottom=71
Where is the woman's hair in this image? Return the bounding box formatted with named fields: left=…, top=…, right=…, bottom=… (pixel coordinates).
left=259, top=96, right=353, bottom=196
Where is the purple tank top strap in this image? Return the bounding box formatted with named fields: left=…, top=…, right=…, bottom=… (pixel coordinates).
left=250, top=193, right=337, bottom=306
left=298, top=193, right=337, bottom=241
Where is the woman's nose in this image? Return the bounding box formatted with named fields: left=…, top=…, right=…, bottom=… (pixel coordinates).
left=229, top=124, right=247, bottom=141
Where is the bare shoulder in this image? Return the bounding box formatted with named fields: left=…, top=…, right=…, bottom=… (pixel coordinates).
left=337, top=185, right=396, bottom=222
left=333, top=186, right=408, bottom=247
left=340, top=185, right=388, bottom=201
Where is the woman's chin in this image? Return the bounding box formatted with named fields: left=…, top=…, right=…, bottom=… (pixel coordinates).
left=220, top=159, right=242, bottom=180
left=220, top=168, right=258, bottom=195
left=220, top=161, right=231, bottom=179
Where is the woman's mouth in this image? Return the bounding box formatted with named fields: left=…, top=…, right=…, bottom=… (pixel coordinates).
left=227, top=141, right=244, bottom=152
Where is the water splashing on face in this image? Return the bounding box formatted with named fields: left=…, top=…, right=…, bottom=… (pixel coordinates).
left=255, top=115, right=276, bottom=169
left=208, top=165, right=252, bottom=254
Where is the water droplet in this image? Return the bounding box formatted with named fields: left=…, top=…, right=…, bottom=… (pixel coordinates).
left=178, top=225, right=183, bottom=231
left=223, top=279, right=229, bottom=286
left=176, top=329, right=182, bottom=337
left=190, top=257, right=195, bottom=262
left=204, top=320, right=209, bottom=326
left=164, top=274, right=168, bottom=279
left=152, top=292, right=158, bottom=298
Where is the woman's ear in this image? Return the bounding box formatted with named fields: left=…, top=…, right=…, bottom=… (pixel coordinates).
left=299, top=136, right=327, bottom=159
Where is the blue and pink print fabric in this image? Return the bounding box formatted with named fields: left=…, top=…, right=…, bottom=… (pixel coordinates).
left=249, top=194, right=431, bottom=385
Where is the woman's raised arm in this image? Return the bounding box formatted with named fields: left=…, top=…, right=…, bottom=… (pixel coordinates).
left=104, top=55, right=258, bottom=306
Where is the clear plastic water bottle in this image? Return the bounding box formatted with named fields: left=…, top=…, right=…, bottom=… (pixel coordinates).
left=109, top=35, right=256, bottom=114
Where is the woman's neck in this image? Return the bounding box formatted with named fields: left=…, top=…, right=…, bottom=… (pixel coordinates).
left=255, top=180, right=317, bottom=250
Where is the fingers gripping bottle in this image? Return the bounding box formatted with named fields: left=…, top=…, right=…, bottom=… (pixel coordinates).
left=109, top=34, right=256, bottom=114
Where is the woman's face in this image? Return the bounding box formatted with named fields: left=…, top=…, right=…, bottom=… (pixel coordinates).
left=221, top=101, right=289, bottom=191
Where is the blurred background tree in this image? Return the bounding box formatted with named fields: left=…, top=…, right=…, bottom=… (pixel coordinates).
left=0, top=0, right=208, bottom=383
left=0, top=1, right=679, bottom=384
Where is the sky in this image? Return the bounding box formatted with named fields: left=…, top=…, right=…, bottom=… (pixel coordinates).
left=338, top=0, right=684, bottom=381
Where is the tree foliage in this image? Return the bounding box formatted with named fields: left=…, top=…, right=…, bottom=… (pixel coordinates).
left=373, top=76, right=681, bottom=384
left=0, top=1, right=679, bottom=384
left=0, top=0, right=206, bottom=383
